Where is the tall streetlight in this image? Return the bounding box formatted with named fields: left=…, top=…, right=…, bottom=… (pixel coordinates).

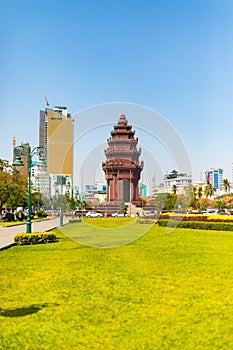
left=13, top=145, right=46, bottom=233
left=37, top=172, right=40, bottom=210
left=65, top=176, right=74, bottom=218
left=70, top=184, right=75, bottom=219
left=57, top=175, right=66, bottom=227
left=71, top=186, right=75, bottom=219
left=71, top=117, right=75, bottom=219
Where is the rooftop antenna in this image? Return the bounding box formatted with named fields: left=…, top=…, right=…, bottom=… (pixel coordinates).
left=45, top=96, right=49, bottom=107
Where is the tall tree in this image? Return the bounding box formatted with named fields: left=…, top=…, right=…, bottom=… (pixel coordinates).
left=5, top=169, right=27, bottom=211
left=0, top=159, right=28, bottom=214
left=183, top=185, right=193, bottom=209
left=0, top=160, right=12, bottom=215
left=197, top=186, right=203, bottom=199
left=154, top=193, right=177, bottom=212
left=171, top=184, right=177, bottom=195
left=204, top=183, right=215, bottom=198
left=223, top=178, right=231, bottom=194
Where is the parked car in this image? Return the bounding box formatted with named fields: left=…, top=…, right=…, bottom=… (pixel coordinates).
left=112, top=212, right=129, bottom=217
left=207, top=209, right=217, bottom=215
left=217, top=209, right=226, bottom=214
left=143, top=211, right=156, bottom=217
left=85, top=211, right=103, bottom=218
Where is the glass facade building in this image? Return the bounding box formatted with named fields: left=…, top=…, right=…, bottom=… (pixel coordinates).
left=205, top=168, right=223, bottom=190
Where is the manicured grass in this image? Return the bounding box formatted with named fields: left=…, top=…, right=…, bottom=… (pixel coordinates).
left=0, top=218, right=49, bottom=227
left=1, top=222, right=233, bottom=349
left=0, top=221, right=26, bottom=227
left=83, top=217, right=135, bottom=227
left=64, top=217, right=153, bottom=248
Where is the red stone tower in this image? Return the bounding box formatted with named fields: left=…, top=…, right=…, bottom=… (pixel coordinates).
left=102, top=114, right=143, bottom=205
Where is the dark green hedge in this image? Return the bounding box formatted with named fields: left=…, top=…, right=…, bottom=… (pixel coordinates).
left=68, top=218, right=82, bottom=223
left=14, top=232, right=57, bottom=245
left=136, top=218, right=156, bottom=225
left=158, top=219, right=233, bottom=231
left=5, top=212, right=16, bottom=222
left=36, top=210, right=48, bottom=218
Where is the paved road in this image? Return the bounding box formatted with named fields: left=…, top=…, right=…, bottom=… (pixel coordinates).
left=0, top=217, right=68, bottom=250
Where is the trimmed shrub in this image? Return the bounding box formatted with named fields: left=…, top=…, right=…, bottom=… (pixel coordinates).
left=137, top=218, right=156, bottom=225
left=4, top=212, right=15, bottom=222
left=69, top=218, right=82, bottom=223
left=16, top=212, right=25, bottom=221
left=14, top=232, right=57, bottom=245
left=36, top=210, right=48, bottom=218
left=158, top=219, right=233, bottom=231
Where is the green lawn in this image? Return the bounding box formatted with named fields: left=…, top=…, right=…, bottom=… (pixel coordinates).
left=0, top=220, right=233, bottom=349
left=0, top=218, right=49, bottom=227
left=0, top=222, right=25, bottom=227
left=62, top=217, right=154, bottom=248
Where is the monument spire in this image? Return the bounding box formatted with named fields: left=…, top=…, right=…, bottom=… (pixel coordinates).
left=102, top=115, right=143, bottom=205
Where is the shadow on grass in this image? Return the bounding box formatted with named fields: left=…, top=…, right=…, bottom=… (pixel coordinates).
left=61, top=220, right=155, bottom=248
left=0, top=303, right=59, bottom=318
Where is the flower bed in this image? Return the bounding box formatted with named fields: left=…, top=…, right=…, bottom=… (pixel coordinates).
left=159, top=214, right=233, bottom=223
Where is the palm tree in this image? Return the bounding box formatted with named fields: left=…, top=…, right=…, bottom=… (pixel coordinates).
left=204, top=183, right=215, bottom=198
left=191, top=186, right=198, bottom=209
left=197, top=186, right=203, bottom=199
left=171, top=184, right=177, bottom=195
left=223, top=178, right=231, bottom=193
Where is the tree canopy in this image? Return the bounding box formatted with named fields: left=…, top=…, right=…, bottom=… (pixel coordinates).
left=0, top=159, right=27, bottom=214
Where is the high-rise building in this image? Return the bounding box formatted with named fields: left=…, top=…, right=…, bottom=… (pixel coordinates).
left=40, top=106, right=73, bottom=175
left=205, top=168, right=223, bottom=190
left=232, top=163, right=233, bottom=185
left=12, top=137, right=29, bottom=177
left=139, top=183, right=147, bottom=197
left=164, top=170, right=192, bottom=188
left=153, top=169, right=192, bottom=194
left=39, top=105, right=73, bottom=197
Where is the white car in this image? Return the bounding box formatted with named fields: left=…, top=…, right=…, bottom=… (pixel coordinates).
left=143, top=211, right=156, bottom=217
left=86, top=211, right=103, bottom=218
left=112, top=212, right=129, bottom=217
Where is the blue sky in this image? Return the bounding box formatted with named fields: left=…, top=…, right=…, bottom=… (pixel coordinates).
left=1, top=0, right=233, bottom=189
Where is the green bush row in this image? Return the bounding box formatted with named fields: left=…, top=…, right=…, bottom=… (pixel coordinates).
left=136, top=218, right=156, bottom=225
left=36, top=210, right=48, bottom=218
left=159, top=214, right=233, bottom=223
left=4, top=212, right=16, bottom=222
left=68, top=218, right=82, bottom=223
left=158, top=219, right=233, bottom=231
left=14, top=232, right=57, bottom=245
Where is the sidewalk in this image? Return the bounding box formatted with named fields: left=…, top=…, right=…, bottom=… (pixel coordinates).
left=0, top=217, right=68, bottom=250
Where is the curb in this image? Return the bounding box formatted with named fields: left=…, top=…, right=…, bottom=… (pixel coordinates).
left=0, top=225, right=65, bottom=251
left=0, top=218, right=53, bottom=228
left=0, top=243, right=16, bottom=251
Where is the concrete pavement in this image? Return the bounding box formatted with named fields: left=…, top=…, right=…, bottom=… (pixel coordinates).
left=0, top=217, right=68, bottom=250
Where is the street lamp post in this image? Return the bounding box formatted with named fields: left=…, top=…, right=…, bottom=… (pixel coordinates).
left=57, top=175, right=66, bottom=227
left=66, top=177, right=74, bottom=219
left=60, top=181, right=63, bottom=227
left=71, top=186, right=75, bottom=219
left=37, top=174, right=40, bottom=210
left=13, top=145, right=46, bottom=233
